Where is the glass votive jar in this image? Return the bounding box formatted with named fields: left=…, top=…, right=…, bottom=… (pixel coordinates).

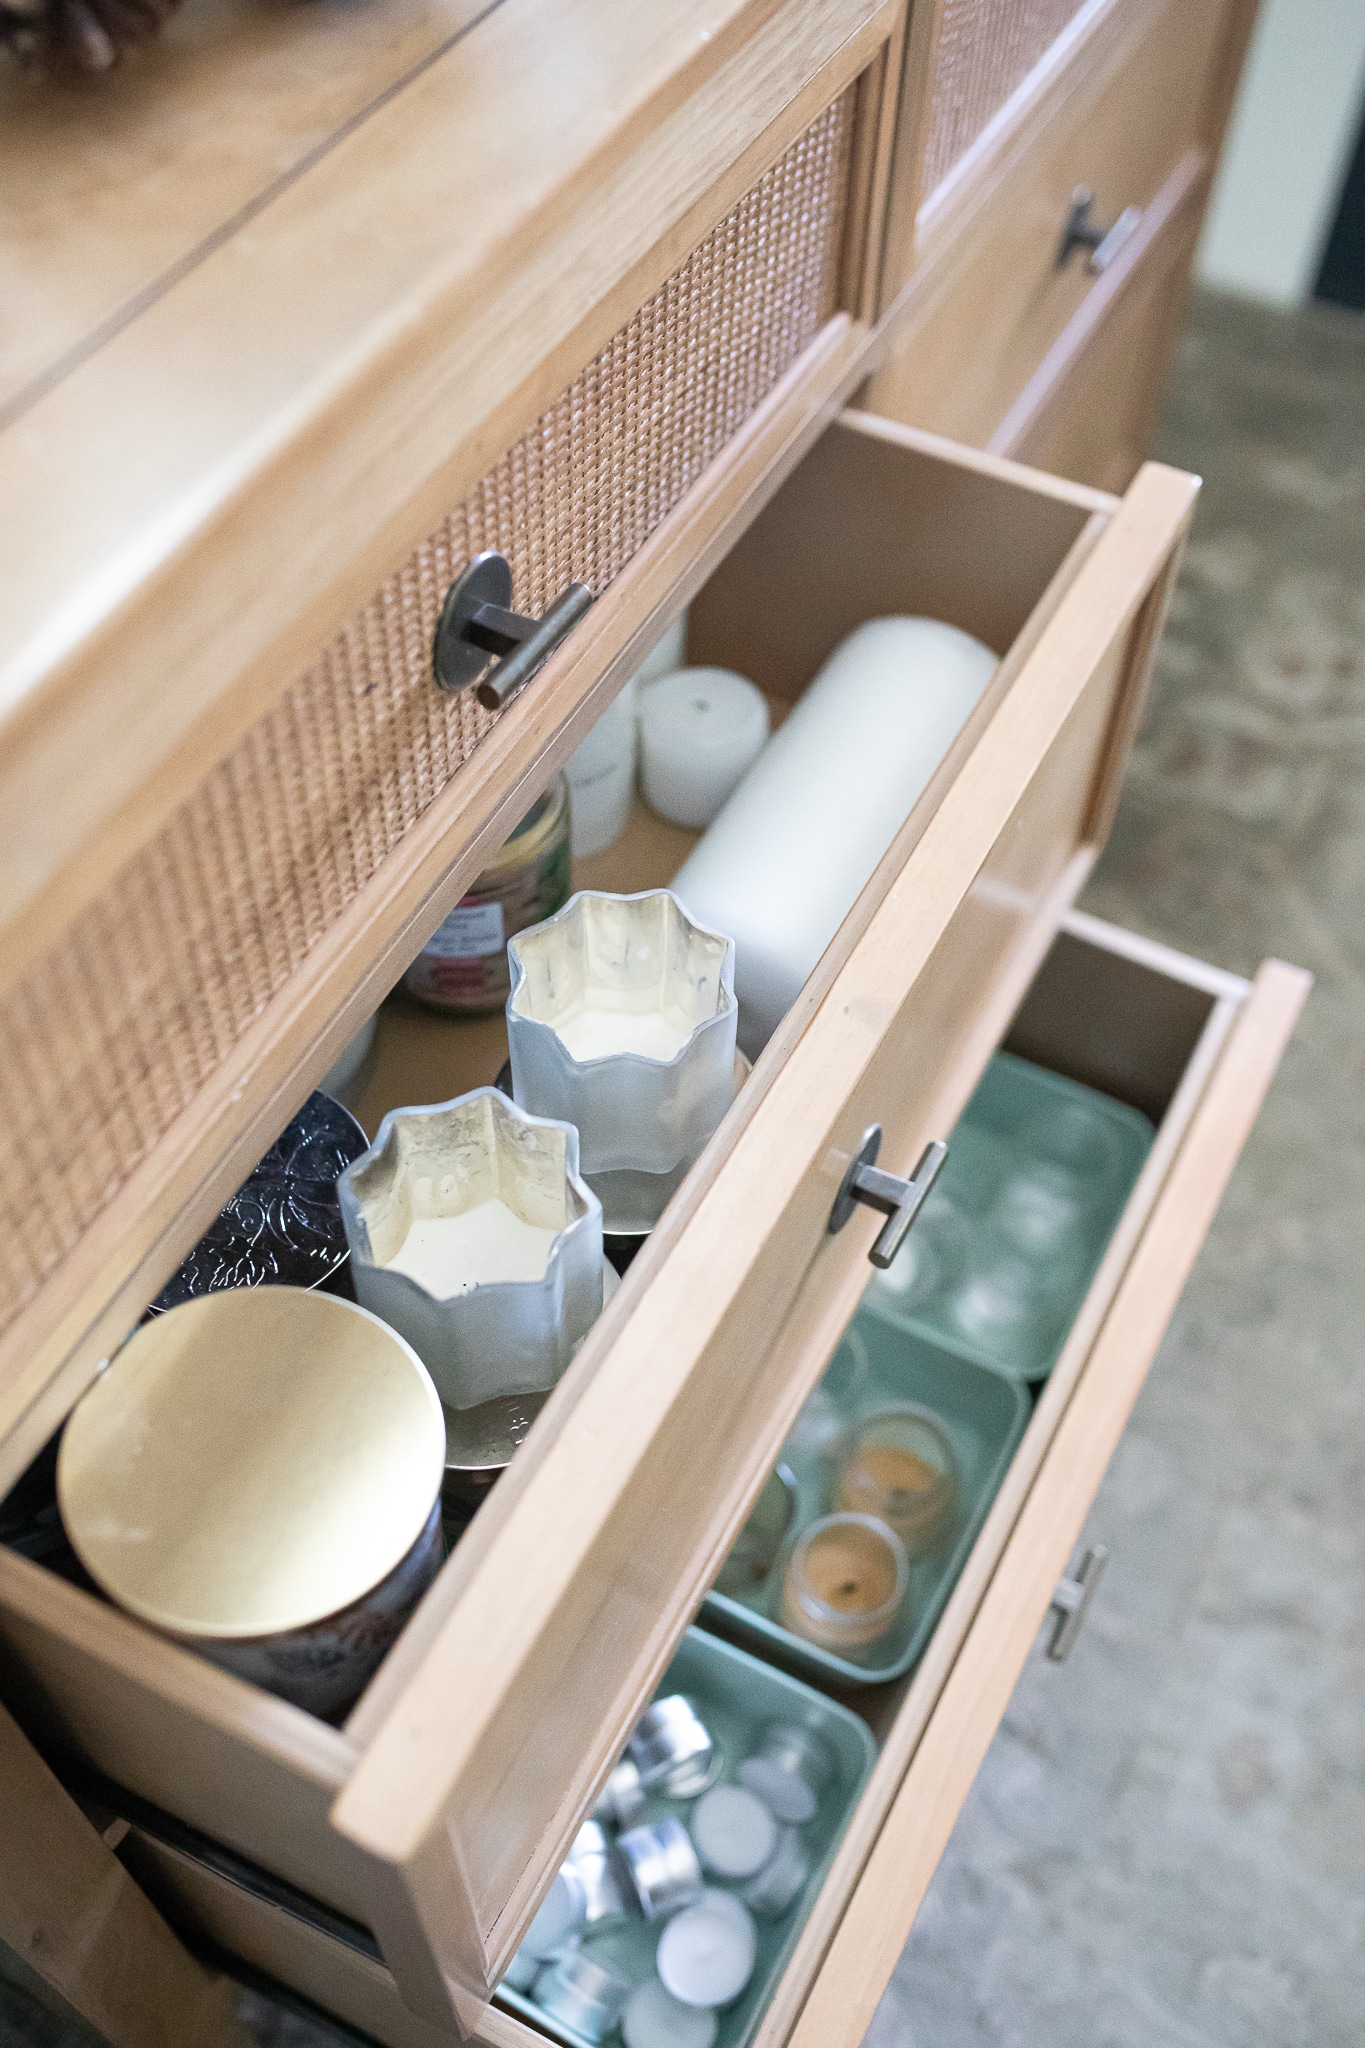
left=832, top=1405, right=959, bottom=1559
left=780, top=1513, right=908, bottom=1654
left=947, top=1254, right=1054, bottom=1361
left=713, top=1465, right=798, bottom=1596
left=534, top=1948, right=632, bottom=2043
left=628, top=1695, right=720, bottom=1797
left=738, top=1722, right=835, bottom=1825
left=618, top=1818, right=704, bottom=1921
left=592, top=1757, right=646, bottom=1830
left=507, top=889, right=738, bottom=1232
left=990, top=1160, right=1086, bottom=1259
left=739, top=1826, right=811, bottom=1919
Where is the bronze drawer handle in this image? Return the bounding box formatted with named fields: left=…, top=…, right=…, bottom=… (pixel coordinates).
left=827, top=1128, right=948, bottom=1269
left=1046, top=1544, right=1109, bottom=1660
left=1056, top=188, right=1142, bottom=274
left=433, top=549, right=595, bottom=709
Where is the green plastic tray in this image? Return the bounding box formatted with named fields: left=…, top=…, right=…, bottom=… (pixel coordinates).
left=495, top=1626, right=875, bottom=2048
left=864, top=1050, right=1154, bottom=1382
left=703, top=1321, right=1029, bottom=1688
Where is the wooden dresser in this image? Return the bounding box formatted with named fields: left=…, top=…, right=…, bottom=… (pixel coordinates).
left=0, top=3, right=1308, bottom=2044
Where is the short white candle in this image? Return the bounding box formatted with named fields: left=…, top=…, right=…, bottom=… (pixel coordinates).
left=656, top=1898, right=757, bottom=2008
left=564, top=614, right=688, bottom=856
left=689, top=1784, right=778, bottom=1879
left=640, top=668, right=770, bottom=828
left=672, top=617, right=997, bottom=1056
left=622, top=1979, right=717, bottom=2048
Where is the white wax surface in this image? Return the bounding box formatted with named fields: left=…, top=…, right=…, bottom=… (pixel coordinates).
left=690, top=1785, right=778, bottom=1878
left=567, top=677, right=637, bottom=857
left=622, top=1979, right=718, bottom=2048
left=640, top=669, right=770, bottom=828
left=384, top=1200, right=558, bottom=1293
left=552, top=1002, right=695, bottom=1065
left=672, top=618, right=997, bottom=1057
left=657, top=1902, right=756, bottom=2008
left=738, top=1755, right=818, bottom=1826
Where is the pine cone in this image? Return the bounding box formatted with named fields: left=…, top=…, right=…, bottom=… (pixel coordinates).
left=0, top=0, right=180, bottom=71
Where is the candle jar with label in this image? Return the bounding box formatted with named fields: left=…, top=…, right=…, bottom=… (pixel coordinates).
left=337, top=1087, right=603, bottom=1441
left=403, top=778, right=570, bottom=1014
left=507, top=890, right=738, bottom=1233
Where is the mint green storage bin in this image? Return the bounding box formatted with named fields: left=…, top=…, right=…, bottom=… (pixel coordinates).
left=865, top=1050, right=1154, bottom=1382
left=496, top=1627, right=875, bottom=2048
left=702, top=1319, right=1028, bottom=1689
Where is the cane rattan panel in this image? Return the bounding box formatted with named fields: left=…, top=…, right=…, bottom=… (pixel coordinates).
left=0, top=89, right=854, bottom=1340
left=923, top=0, right=1091, bottom=194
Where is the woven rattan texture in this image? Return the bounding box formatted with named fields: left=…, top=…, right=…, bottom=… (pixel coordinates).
left=923, top=0, right=1089, bottom=194
left=0, top=92, right=854, bottom=1341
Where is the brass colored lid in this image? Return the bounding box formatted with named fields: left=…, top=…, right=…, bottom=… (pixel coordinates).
left=58, top=1289, right=446, bottom=1640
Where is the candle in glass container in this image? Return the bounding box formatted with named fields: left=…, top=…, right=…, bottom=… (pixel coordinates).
left=833, top=1406, right=958, bottom=1558
left=780, top=1512, right=907, bottom=1652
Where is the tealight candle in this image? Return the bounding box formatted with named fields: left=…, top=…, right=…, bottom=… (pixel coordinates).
left=672, top=616, right=997, bottom=1056
left=738, top=1722, right=835, bottom=1825
left=618, top=1818, right=705, bottom=1920
left=780, top=1512, right=908, bottom=1653
left=628, top=1695, right=719, bottom=1797
left=534, top=1949, right=632, bottom=2042
left=656, top=1898, right=757, bottom=2008
left=622, top=1978, right=718, bottom=2048
left=639, top=668, right=770, bottom=828
left=689, top=1784, right=778, bottom=1879
left=739, top=1826, right=811, bottom=1919
left=521, top=1868, right=588, bottom=1959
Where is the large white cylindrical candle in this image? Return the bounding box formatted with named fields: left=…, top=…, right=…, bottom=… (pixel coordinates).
left=640, top=668, right=770, bottom=828
left=671, top=617, right=997, bottom=1056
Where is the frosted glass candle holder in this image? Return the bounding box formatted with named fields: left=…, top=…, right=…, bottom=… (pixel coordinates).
left=507, top=891, right=738, bottom=1232
left=337, top=1088, right=603, bottom=1413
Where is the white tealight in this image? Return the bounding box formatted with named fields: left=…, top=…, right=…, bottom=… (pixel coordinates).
left=521, top=1870, right=587, bottom=1959
left=672, top=617, right=997, bottom=1057
left=690, top=1785, right=778, bottom=1879
left=656, top=1900, right=757, bottom=2008
left=622, top=1979, right=718, bottom=2048
left=640, top=669, right=770, bottom=828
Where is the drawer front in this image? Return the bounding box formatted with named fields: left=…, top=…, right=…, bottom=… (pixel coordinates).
left=325, top=435, right=1197, bottom=1998
left=872, top=0, right=1235, bottom=448
left=0, top=33, right=906, bottom=1500
left=109, top=920, right=1308, bottom=2048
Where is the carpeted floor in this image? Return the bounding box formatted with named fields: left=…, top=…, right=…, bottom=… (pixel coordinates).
left=3, top=288, right=1362, bottom=2048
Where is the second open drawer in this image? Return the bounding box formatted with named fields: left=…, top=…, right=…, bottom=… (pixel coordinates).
left=109, top=911, right=1308, bottom=2048
left=0, top=411, right=1201, bottom=2030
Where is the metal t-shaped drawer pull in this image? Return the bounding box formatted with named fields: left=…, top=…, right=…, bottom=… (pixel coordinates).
left=827, top=1126, right=949, bottom=1269
left=1046, top=1544, right=1109, bottom=1661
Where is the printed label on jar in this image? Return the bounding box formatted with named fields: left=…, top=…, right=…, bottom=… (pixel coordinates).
left=423, top=900, right=506, bottom=960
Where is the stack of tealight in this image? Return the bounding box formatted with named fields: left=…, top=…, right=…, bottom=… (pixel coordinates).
left=503, top=1694, right=835, bottom=2048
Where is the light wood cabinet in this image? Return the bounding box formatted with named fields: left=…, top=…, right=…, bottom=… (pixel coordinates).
left=0, top=1, right=1292, bottom=2044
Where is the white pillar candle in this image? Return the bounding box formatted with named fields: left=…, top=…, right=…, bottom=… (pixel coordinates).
left=640, top=668, right=770, bottom=828
left=671, top=618, right=997, bottom=1057
left=564, top=613, right=688, bottom=857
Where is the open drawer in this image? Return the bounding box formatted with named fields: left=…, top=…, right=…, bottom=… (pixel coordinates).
left=108, top=911, right=1308, bottom=2048
left=0, top=415, right=1199, bottom=2031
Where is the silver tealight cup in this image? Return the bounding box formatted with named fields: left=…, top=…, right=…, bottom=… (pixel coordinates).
left=592, top=1757, right=646, bottom=1829
left=739, top=1826, right=811, bottom=1919
left=534, top=1949, right=632, bottom=2043
left=628, top=1695, right=720, bottom=1798
left=738, top=1722, right=836, bottom=1825
left=618, top=1817, right=704, bottom=1921
left=563, top=1820, right=631, bottom=1928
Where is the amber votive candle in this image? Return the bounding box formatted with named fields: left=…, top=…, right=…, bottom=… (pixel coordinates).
left=780, top=1512, right=907, bottom=1652
left=834, top=1406, right=958, bottom=1558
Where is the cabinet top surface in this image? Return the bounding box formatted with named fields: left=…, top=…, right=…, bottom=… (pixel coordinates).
left=0, top=0, right=784, bottom=727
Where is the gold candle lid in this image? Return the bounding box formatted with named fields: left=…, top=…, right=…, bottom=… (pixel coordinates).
left=58, top=1289, right=446, bottom=1639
